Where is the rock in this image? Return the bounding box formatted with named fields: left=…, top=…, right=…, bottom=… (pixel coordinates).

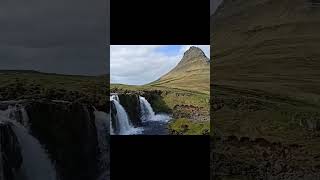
left=212, top=136, right=320, bottom=179
left=180, top=124, right=189, bottom=132
left=25, top=100, right=100, bottom=180
left=118, top=94, right=141, bottom=126
left=110, top=101, right=119, bottom=134
left=0, top=122, right=23, bottom=180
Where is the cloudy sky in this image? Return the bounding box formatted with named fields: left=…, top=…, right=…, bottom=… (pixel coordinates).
left=211, top=0, right=224, bottom=15
left=110, top=45, right=210, bottom=85
left=0, top=0, right=109, bottom=76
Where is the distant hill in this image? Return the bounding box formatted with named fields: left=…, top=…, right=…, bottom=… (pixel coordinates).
left=151, top=46, right=210, bottom=94
left=0, top=69, right=108, bottom=78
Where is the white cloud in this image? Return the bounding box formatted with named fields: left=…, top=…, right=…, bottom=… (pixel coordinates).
left=110, top=45, right=210, bottom=85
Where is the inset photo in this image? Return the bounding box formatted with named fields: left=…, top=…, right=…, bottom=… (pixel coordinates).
left=110, top=45, right=210, bottom=135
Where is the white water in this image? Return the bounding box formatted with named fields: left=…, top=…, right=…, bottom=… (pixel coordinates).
left=111, top=99, right=142, bottom=135
left=109, top=94, right=119, bottom=135
left=110, top=95, right=142, bottom=135
left=0, top=106, right=57, bottom=180
left=139, top=96, right=155, bottom=121
left=139, top=96, right=171, bottom=123
left=93, top=109, right=110, bottom=180
left=110, top=94, right=119, bottom=102
left=20, top=107, right=30, bottom=129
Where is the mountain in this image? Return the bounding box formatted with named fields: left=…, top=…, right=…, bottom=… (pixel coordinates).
left=212, top=0, right=320, bottom=105
left=212, top=0, right=320, bottom=178
left=151, top=46, right=210, bottom=94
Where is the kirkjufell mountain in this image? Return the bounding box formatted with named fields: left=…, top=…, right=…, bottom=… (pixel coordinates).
left=212, top=0, right=320, bottom=179
left=151, top=46, right=210, bottom=94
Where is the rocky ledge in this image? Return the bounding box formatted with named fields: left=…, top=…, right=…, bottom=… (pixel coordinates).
left=212, top=136, right=320, bottom=180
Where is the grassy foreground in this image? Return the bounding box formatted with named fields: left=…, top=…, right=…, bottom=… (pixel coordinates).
left=0, top=70, right=108, bottom=110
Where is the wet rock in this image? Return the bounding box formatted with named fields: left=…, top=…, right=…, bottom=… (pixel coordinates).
left=110, top=101, right=119, bottom=134
left=25, top=100, right=100, bottom=180
left=118, top=94, right=141, bottom=126
left=0, top=122, right=23, bottom=180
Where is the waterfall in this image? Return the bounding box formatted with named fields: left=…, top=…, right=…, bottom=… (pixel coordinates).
left=139, top=96, right=155, bottom=121
left=110, top=95, right=142, bottom=135
left=139, top=96, right=171, bottom=122
left=110, top=94, right=119, bottom=102
left=20, top=107, right=30, bottom=129
left=111, top=99, right=142, bottom=135
left=93, top=109, right=110, bottom=180
left=0, top=105, right=57, bottom=180
left=110, top=94, right=119, bottom=134
left=110, top=115, right=114, bottom=135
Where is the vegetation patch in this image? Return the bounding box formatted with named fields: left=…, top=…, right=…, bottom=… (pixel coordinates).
left=168, top=118, right=209, bottom=135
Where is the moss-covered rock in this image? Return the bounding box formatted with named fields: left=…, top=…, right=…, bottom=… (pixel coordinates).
left=118, top=93, right=141, bottom=126
left=141, top=90, right=171, bottom=114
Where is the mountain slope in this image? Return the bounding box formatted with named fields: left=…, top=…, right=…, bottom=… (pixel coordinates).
left=151, top=46, right=210, bottom=94
left=211, top=0, right=320, bottom=178
left=212, top=0, right=320, bottom=105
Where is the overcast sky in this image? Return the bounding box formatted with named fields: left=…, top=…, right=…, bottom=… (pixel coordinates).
left=0, top=0, right=109, bottom=76
left=211, top=0, right=224, bottom=15
left=110, top=45, right=210, bottom=85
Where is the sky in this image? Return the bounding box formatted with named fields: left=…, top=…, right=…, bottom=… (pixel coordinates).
left=0, top=0, right=109, bottom=76
left=211, top=0, right=224, bottom=15
left=110, top=45, right=210, bottom=85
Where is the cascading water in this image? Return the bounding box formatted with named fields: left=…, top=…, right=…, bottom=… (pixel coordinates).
left=93, top=108, right=110, bottom=180
left=0, top=105, right=57, bottom=180
left=139, top=96, right=155, bottom=121
left=139, top=96, right=171, bottom=123
left=110, top=95, right=142, bottom=135
left=20, top=107, right=30, bottom=129
left=110, top=94, right=119, bottom=102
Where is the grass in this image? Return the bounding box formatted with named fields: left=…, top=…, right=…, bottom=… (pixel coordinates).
left=168, top=118, right=209, bottom=135
left=211, top=0, right=320, bottom=177
left=0, top=70, right=108, bottom=110
left=211, top=0, right=320, bottom=142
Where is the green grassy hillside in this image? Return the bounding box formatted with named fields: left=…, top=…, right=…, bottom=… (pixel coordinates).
left=212, top=0, right=320, bottom=142
left=151, top=46, right=210, bottom=94
left=211, top=0, right=320, bottom=178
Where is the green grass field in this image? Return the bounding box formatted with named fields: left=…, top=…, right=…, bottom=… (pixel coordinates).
left=0, top=70, right=108, bottom=109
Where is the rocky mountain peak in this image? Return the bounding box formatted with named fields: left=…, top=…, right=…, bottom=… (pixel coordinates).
left=183, top=46, right=205, bottom=58
left=180, top=46, right=210, bottom=65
